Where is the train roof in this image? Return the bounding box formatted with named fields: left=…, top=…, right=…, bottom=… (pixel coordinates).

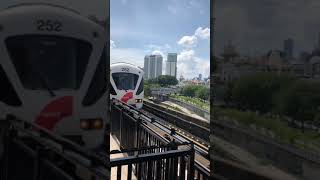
left=5, top=3, right=80, bottom=14
left=3, top=3, right=106, bottom=27
left=111, top=62, right=143, bottom=71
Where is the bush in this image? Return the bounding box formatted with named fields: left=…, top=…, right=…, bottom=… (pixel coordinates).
left=180, top=85, right=209, bottom=101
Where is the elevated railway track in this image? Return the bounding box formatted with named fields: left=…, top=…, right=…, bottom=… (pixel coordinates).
left=110, top=99, right=211, bottom=179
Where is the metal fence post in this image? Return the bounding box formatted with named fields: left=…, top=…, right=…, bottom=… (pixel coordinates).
left=1, top=121, right=10, bottom=180
left=188, top=143, right=195, bottom=180
left=33, top=147, right=41, bottom=180
left=135, top=117, right=141, bottom=149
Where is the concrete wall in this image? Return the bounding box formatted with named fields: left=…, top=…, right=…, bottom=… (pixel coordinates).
left=213, top=120, right=320, bottom=180
left=144, top=100, right=209, bottom=129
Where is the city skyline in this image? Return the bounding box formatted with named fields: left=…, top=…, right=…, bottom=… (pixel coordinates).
left=218, top=32, right=320, bottom=60
left=214, top=0, right=320, bottom=57
left=110, top=0, right=210, bottom=79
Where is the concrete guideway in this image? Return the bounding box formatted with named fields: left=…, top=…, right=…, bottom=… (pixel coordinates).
left=161, top=101, right=208, bottom=122
left=211, top=135, right=299, bottom=180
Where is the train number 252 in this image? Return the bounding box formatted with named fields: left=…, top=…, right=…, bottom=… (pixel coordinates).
left=37, top=20, right=62, bottom=32
left=121, top=68, right=130, bottom=72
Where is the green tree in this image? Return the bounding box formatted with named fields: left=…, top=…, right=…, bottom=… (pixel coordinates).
left=146, top=75, right=178, bottom=87
left=231, top=72, right=295, bottom=112
left=181, top=85, right=200, bottom=97
left=273, top=80, right=320, bottom=132
left=195, top=86, right=210, bottom=100
left=157, top=75, right=178, bottom=86
left=144, top=83, right=151, bottom=97
left=144, top=82, right=161, bottom=97
left=180, top=85, right=209, bottom=100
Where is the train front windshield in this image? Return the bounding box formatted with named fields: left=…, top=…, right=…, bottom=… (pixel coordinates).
left=112, top=72, right=139, bottom=91
left=6, top=35, right=92, bottom=90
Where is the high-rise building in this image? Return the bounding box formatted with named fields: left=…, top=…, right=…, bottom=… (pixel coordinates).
left=165, top=53, right=177, bottom=77
left=283, top=38, right=294, bottom=59
left=144, top=54, right=163, bottom=79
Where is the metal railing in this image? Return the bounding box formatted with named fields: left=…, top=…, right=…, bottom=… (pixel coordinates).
left=111, top=143, right=195, bottom=180
left=110, top=100, right=210, bottom=180
left=1, top=115, right=109, bottom=180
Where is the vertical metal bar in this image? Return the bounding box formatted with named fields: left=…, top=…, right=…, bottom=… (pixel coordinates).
left=33, top=147, right=40, bottom=180
left=127, top=164, right=132, bottom=180
left=156, top=160, right=162, bottom=180
left=179, top=157, right=186, bottom=180
left=2, top=129, right=10, bottom=180
left=172, top=143, right=178, bottom=179
left=135, top=118, right=140, bottom=149
left=188, top=144, right=195, bottom=180
left=165, top=158, right=170, bottom=180
left=147, top=161, right=153, bottom=179
left=195, top=170, right=199, bottom=180
left=119, top=110, right=123, bottom=147
left=117, top=165, right=122, bottom=180
left=137, top=163, right=142, bottom=180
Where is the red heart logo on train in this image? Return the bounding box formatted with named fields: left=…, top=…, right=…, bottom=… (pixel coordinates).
left=121, top=92, right=133, bottom=103
left=35, top=96, right=73, bottom=130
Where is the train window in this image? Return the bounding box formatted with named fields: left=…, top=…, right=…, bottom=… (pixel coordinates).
left=112, top=73, right=139, bottom=91
left=6, top=35, right=92, bottom=90
left=82, top=47, right=107, bottom=106
left=0, top=66, right=22, bottom=106
left=136, top=78, right=144, bottom=95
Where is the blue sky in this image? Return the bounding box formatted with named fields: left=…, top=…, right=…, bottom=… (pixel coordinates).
left=111, top=0, right=210, bottom=79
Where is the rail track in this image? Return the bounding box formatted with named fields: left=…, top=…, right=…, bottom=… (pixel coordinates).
left=137, top=101, right=210, bottom=172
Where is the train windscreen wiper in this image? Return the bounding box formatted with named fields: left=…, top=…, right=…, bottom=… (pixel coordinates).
left=29, top=62, right=56, bottom=97
left=38, top=71, right=56, bottom=97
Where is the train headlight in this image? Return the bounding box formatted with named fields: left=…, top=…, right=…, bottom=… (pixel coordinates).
left=80, top=119, right=103, bottom=130
left=135, top=99, right=143, bottom=103
left=80, top=119, right=90, bottom=130
left=92, top=119, right=103, bottom=129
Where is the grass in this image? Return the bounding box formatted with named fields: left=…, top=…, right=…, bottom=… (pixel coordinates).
left=159, top=102, right=184, bottom=113
left=214, top=107, right=320, bottom=153
left=170, top=95, right=210, bottom=111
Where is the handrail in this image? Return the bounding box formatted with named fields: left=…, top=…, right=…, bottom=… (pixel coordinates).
left=5, top=115, right=109, bottom=167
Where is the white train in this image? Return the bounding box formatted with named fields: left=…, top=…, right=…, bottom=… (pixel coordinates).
left=0, top=3, right=108, bottom=149
left=110, top=62, right=144, bottom=109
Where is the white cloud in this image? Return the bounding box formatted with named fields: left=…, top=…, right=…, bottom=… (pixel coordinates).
left=177, top=26, right=210, bottom=48
left=110, top=40, right=116, bottom=49
left=177, top=35, right=198, bottom=48
left=178, top=49, right=196, bottom=62
left=177, top=50, right=209, bottom=79
left=195, top=27, right=210, bottom=40
left=151, top=50, right=165, bottom=57
left=176, top=26, right=210, bottom=78
left=145, top=44, right=171, bottom=61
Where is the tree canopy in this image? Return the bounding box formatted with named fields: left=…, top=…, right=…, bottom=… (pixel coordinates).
left=180, top=85, right=210, bottom=101
left=225, top=72, right=320, bottom=125
left=146, top=75, right=178, bottom=87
